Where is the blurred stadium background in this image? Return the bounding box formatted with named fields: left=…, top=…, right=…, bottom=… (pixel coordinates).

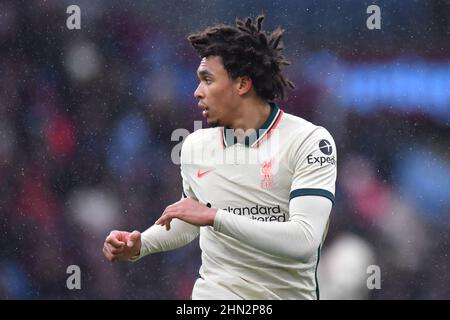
left=0, top=0, right=449, bottom=299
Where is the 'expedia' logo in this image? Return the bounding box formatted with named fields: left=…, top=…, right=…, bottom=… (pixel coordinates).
left=307, top=139, right=336, bottom=166
left=319, top=139, right=333, bottom=155
left=307, top=154, right=336, bottom=166
left=223, top=205, right=286, bottom=222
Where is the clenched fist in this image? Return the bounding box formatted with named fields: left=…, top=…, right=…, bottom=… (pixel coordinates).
left=103, top=230, right=141, bottom=262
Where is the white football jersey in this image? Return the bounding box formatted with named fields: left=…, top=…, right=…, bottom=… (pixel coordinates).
left=180, top=103, right=337, bottom=300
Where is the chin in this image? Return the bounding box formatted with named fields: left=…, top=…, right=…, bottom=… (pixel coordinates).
left=208, top=120, right=219, bottom=128
left=207, top=117, right=220, bottom=128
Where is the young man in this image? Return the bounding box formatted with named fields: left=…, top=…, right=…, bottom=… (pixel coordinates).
left=103, top=15, right=337, bottom=300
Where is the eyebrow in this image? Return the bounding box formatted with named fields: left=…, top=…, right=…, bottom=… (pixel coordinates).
left=197, top=69, right=214, bottom=78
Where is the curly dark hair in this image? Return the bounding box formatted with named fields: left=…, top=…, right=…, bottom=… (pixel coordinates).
left=187, top=15, right=294, bottom=101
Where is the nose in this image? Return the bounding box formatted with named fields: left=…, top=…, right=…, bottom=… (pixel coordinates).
left=194, top=83, right=204, bottom=100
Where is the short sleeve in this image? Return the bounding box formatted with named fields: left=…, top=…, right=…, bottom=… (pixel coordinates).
left=180, top=135, right=198, bottom=200
left=290, top=127, right=337, bottom=205
left=181, top=165, right=197, bottom=200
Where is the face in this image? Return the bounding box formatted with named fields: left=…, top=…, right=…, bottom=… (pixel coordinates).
left=194, top=56, right=240, bottom=127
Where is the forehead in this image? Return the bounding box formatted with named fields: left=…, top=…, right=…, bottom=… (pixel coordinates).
left=197, top=56, right=227, bottom=76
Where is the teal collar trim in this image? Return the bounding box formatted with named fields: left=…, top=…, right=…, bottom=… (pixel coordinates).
left=222, top=102, right=281, bottom=148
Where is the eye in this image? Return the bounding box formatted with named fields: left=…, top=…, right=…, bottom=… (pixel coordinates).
left=204, top=78, right=212, bottom=85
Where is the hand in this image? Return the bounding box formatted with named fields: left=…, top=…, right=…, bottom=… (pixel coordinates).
left=155, top=198, right=217, bottom=230
left=103, top=230, right=141, bottom=262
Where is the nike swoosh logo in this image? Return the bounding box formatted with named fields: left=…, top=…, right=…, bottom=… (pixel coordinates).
left=197, top=169, right=214, bottom=178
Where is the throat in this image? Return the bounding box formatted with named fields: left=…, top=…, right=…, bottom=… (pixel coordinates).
left=229, top=102, right=272, bottom=132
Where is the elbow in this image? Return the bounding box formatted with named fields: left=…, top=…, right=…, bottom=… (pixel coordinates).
left=290, top=238, right=321, bottom=262
left=296, top=240, right=321, bottom=262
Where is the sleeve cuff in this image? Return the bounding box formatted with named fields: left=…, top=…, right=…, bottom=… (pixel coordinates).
left=290, top=188, right=335, bottom=205
left=128, top=239, right=150, bottom=262
left=128, top=253, right=141, bottom=262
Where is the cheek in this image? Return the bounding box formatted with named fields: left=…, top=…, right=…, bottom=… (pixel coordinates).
left=205, top=87, right=220, bottom=104
left=207, top=81, right=237, bottom=108
left=215, top=84, right=237, bottom=101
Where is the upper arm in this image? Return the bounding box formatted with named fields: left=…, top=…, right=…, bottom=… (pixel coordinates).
left=289, top=127, right=337, bottom=206
left=180, top=134, right=198, bottom=200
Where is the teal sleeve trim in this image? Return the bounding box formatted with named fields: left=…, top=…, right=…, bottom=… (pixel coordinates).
left=289, top=188, right=335, bottom=205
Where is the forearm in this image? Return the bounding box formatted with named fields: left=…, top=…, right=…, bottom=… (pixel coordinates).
left=135, top=218, right=200, bottom=260
left=213, top=196, right=332, bottom=261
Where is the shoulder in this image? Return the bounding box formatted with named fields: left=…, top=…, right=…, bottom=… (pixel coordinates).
left=280, top=112, right=336, bottom=166
left=281, top=112, right=335, bottom=145
left=182, top=128, right=218, bottom=149
left=181, top=128, right=219, bottom=164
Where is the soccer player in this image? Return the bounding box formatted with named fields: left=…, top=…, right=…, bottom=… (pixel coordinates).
left=103, top=15, right=337, bottom=300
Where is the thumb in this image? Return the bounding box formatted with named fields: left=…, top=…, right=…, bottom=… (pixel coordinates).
left=127, top=230, right=140, bottom=247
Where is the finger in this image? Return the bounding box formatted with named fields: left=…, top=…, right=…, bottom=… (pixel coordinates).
left=163, top=200, right=183, bottom=212
left=103, top=244, right=116, bottom=262
left=155, top=216, right=164, bottom=225
left=106, top=232, right=126, bottom=248
left=105, top=243, right=125, bottom=260
left=165, top=219, right=172, bottom=231
left=127, top=230, right=140, bottom=247
left=161, top=206, right=175, bottom=217
left=155, top=211, right=168, bottom=225
left=110, top=244, right=125, bottom=255
left=156, top=211, right=174, bottom=226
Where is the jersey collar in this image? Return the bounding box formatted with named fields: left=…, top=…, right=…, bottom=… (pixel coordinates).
left=220, top=102, right=283, bottom=148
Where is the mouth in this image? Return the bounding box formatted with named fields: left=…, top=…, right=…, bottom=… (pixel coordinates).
left=198, top=103, right=209, bottom=119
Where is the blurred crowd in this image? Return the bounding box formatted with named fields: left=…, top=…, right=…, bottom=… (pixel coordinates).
left=0, top=0, right=449, bottom=299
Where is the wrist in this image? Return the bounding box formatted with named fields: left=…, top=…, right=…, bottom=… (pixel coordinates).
left=130, top=243, right=141, bottom=259
left=129, top=250, right=141, bottom=261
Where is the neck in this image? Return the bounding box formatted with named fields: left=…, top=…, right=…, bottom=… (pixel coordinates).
left=229, top=99, right=271, bottom=132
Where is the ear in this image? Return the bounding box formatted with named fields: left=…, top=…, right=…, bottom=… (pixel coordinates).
left=235, top=76, right=253, bottom=96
